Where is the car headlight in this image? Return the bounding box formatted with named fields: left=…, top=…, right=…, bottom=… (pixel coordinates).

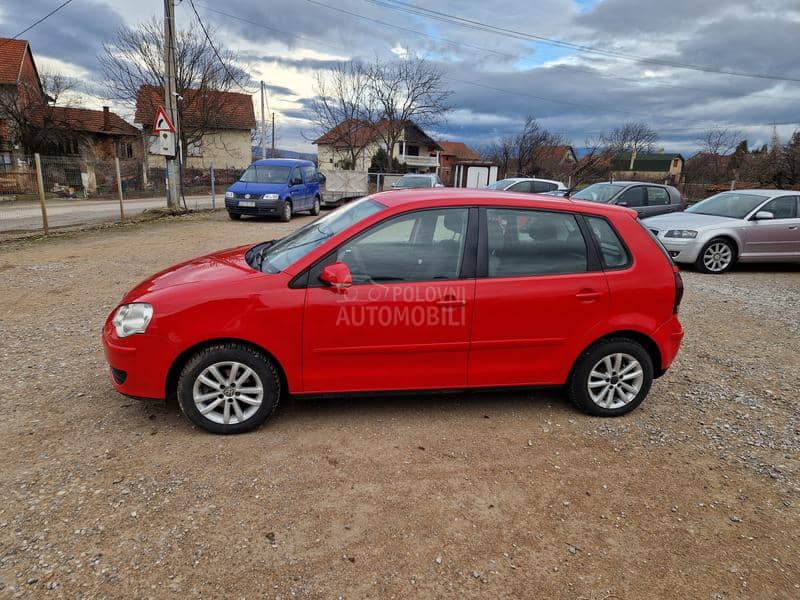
left=262, top=193, right=279, bottom=200
left=112, top=303, right=153, bottom=338
left=225, top=191, right=234, bottom=199
left=665, top=230, right=698, bottom=239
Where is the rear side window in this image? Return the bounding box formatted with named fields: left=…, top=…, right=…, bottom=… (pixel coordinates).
left=647, top=187, right=670, bottom=206
left=532, top=181, right=557, bottom=193
left=486, top=208, right=588, bottom=277
left=586, top=216, right=630, bottom=269
left=508, top=181, right=531, bottom=193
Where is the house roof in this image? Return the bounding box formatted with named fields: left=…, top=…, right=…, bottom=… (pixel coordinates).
left=26, top=105, right=139, bottom=136
left=134, top=85, right=256, bottom=130
left=612, top=152, right=684, bottom=172
left=314, top=119, right=442, bottom=150
left=0, top=39, right=29, bottom=85
left=538, top=145, right=576, bottom=162
left=438, top=141, right=480, bottom=161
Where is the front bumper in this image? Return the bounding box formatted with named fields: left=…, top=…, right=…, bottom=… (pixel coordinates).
left=648, top=228, right=703, bottom=263
left=225, top=198, right=283, bottom=216
left=102, top=322, right=173, bottom=400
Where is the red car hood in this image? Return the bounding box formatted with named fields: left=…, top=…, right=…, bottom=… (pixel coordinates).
left=123, top=245, right=257, bottom=301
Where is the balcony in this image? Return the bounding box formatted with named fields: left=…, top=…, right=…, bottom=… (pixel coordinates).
left=398, top=154, right=439, bottom=168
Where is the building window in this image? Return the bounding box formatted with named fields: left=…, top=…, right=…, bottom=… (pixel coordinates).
left=405, top=145, right=420, bottom=156
left=0, top=152, right=11, bottom=167
left=672, top=158, right=679, bottom=168
left=187, top=140, right=203, bottom=157
left=117, top=141, right=134, bottom=158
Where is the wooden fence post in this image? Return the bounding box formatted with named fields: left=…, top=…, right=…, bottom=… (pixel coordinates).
left=115, top=157, right=125, bottom=220
left=34, top=153, right=49, bottom=235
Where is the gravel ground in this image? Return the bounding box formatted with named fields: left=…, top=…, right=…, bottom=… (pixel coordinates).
left=0, top=211, right=798, bottom=599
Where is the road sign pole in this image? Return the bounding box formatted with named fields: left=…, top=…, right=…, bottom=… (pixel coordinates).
left=210, top=161, right=216, bottom=209
left=163, top=0, right=182, bottom=211
left=115, top=157, right=125, bottom=220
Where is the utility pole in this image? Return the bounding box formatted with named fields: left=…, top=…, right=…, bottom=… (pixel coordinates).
left=271, top=112, right=275, bottom=158
left=260, top=81, right=267, bottom=160
left=163, top=0, right=181, bottom=211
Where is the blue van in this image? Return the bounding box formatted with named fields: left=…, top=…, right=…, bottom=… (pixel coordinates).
left=225, top=159, right=321, bottom=222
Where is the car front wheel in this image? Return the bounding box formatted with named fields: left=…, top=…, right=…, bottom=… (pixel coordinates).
left=311, top=197, right=321, bottom=215
left=280, top=201, right=292, bottom=222
left=567, top=338, right=653, bottom=417
left=176, top=343, right=281, bottom=434
left=695, top=238, right=735, bottom=273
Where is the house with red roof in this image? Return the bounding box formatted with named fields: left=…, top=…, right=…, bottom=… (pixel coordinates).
left=437, top=141, right=482, bottom=186
left=134, top=84, right=256, bottom=170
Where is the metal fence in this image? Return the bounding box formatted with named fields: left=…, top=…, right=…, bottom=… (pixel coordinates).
left=0, top=153, right=240, bottom=237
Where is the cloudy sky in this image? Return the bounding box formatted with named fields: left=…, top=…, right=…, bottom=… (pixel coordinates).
left=3, top=0, right=800, bottom=155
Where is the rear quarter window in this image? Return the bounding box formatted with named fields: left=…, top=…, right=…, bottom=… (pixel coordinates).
left=585, top=216, right=631, bottom=269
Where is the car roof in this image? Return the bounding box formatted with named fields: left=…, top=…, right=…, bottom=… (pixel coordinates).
left=501, top=177, right=564, bottom=185
left=372, top=188, right=635, bottom=217
left=595, top=180, right=672, bottom=187
left=252, top=158, right=315, bottom=167
left=721, top=188, right=792, bottom=196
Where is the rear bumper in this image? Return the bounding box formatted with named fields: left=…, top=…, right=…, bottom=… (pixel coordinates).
left=102, top=324, right=173, bottom=400
left=652, top=315, right=684, bottom=374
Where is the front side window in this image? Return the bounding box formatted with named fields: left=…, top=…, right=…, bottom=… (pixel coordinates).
left=572, top=183, right=626, bottom=203
left=486, top=208, right=588, bottom=277
left=239, top=165, right=290, bottom=184
left=617, top=186, right=646, bottom=207
left=586, top=216, right=630, bottom=269
left=337, top=208, right=469, bottom=283
left=487, top=178, right=517, bottom=190
left=761, top=196, right=798, bottom=219
left=302, top=166, right=317, bottom=183
left=647, top=187, right=670, bottom=206
left=508, top=181, right=531, bottom=193
left=256, top=197, right=385, bottom=273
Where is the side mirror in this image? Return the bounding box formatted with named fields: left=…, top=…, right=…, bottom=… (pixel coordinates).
left=754, top=210, right=774, bottom=220
left=320, top=262, right=352, bottom=293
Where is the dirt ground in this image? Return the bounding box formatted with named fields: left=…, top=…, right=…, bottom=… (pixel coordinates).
left=1, top=211, right=798, bottom=599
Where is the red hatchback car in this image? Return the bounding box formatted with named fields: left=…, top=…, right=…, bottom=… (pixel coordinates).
left=103, top=190, right=684, bottom=434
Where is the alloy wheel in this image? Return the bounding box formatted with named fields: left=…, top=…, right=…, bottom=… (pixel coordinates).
left=192, top=361, right=263, bottom=425
left=587, top=353, right=644, bottom=410
left=702, top=242, right=733, bottom=272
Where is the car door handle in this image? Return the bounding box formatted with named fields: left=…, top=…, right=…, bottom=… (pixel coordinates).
left=575, top=289, right=603, bottom=302
left=790, top=226, right=798, bottom=230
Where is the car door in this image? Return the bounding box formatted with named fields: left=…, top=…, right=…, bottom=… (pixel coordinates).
left=740, top=195, right=800, bottom=258
left=644, top=186, right=673, bottom=217
left=614, top=186, right=647, bottom=217
left=469, top=207, right=609, bottom=386
left=288, top=167, right=307, bottom=210
left=302, top=207, right=476, bottom=393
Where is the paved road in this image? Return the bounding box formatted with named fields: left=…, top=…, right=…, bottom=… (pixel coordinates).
left=0, top=194, right=219, bottom=233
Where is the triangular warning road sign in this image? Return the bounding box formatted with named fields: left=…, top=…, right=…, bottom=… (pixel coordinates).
left=152, top=105, right=176, bottom=134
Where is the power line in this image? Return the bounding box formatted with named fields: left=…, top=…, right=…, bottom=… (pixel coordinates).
left=187, top=0, right=251, bottom=93
left=365, top=0, right=800, bottom=84
left=303, top=0, right=517, bottom=60
left=0, top=0, right=75, bottom=49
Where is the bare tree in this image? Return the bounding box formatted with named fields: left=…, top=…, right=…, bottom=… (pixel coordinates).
left=98, top=17, right=247, bottom=162
left=308, top=61, right=375, bottom=169
left=366, top=57, right=452, bottom=164
left=602, top=121, right=659, bottom=153
left=0, top=69, right=83, bottom=154
left=481, top=117, right=564, bottom=178
left=567, top=135, right=613, bottom=190
left=696, top=126, right=742, bottom=155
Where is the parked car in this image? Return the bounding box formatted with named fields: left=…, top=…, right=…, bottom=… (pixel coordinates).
left=225, top=159, right=321, bottom=222
left=571, top=181, right=685, bottom=218
left=391, top=173, right=444, bottom=189
left=103, top=190, right=684, bottom=434
left=487, top=177, right=567, bottom=194
left=643, top=189, right=800, bottom=273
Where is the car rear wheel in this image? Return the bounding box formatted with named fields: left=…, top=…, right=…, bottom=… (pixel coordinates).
left=228, top=212, right=241, bottom=221
left=176, top=343, right=281, bottom=434
left=280, top=201, right=292, bottom=222
left=567, top=338, right=653, bottom=417
left=311, top=197, right=321, bottom=216
left=696, top=238, right=735, bottom=274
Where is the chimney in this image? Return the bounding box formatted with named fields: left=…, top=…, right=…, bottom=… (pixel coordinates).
left=102, top=106, right=110, bottom=130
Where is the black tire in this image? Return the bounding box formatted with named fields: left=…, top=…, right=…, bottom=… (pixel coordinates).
left=695, top=237, right=736, bottom=274
left=228, top=212, right=242, bottom=221
left=310, top=197, right=321, bottom=216
left=279, top=200, right=292, bottom=222
left=567, top=337, right=653, bottom=417
left=176, top=343, right=281, bottom=434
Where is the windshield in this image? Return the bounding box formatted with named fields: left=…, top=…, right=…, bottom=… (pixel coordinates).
left=239, top=165, right=290, bottom=184
left=394, top=175, right=432, bottom=188
left=686, top=192, right=770, bottom=219
left=256, top=197, right=385, bottom=273
left=486, top=179, right=517, bottom=190
left=571, top=183, right=625, bottom=203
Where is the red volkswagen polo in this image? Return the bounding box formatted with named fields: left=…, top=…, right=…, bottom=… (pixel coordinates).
left=103, top=190, right=684, bottom=434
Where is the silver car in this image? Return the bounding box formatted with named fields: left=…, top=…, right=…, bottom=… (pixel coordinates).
left=644, top=190, right=800, bottom=273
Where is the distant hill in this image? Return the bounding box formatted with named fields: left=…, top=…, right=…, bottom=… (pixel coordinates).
left=252, top=147, right=318, bottom=162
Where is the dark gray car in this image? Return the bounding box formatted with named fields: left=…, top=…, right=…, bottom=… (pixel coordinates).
left=571, top=181, right=685, bottom=218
